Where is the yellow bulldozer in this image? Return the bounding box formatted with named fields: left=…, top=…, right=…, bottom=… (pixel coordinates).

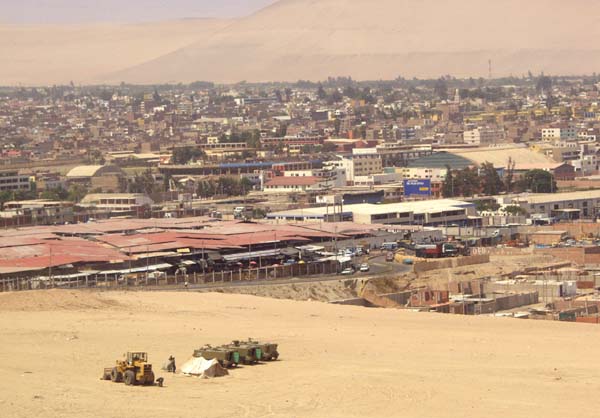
left=102, top=352, right=156, bottom=386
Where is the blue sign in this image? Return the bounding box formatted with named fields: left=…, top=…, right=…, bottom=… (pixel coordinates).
left=404, top=179, right=432, bottom=197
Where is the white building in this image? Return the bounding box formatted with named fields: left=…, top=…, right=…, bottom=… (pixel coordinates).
left=463, top=127, right=505, bottom=146
left=283, top=167, right=347, bottom=188
left=79, top=193, right=154, bottom=214
left=541, top=127, right=577, bottom=142
left=0, top=170, right=32, bottom=192
left=267, top=199, right=478, bottom=226
left=396, top=167, right=448, bottom=181
left=324, top=153, right=383, bottom=182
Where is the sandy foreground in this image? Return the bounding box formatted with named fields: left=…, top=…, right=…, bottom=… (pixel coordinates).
left=0, top=290, right=599, bottom=418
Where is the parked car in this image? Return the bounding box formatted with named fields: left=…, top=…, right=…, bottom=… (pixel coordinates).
left=340, top=267, right=355, bottom=275
left=359, top=263, right=370, bottom=272
left=381, top=242, right=398, bottom=251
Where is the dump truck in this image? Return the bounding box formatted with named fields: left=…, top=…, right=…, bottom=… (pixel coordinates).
left=247, top=339, right=279, bottom=361
left=102, top=352, right=155, bottom=386
left=224, top=340, right=262, bottom=364
left=193, top=345, right=240, bottom=368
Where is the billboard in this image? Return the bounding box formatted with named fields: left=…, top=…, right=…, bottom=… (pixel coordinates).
left=403, top=179, right=432, bottom=197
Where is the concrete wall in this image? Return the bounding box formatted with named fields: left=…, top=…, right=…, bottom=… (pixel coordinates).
left=414, top=254, right=490, bottom=274
left=534, top=247, right=600, bottom=266
left=469, top=247, right=533, bottom=256
left=493, top=292, right=539, bottom=311
left=550, top=222, right=600, bottom=238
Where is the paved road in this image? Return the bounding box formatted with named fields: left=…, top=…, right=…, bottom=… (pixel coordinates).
left=154, top=255, right=412, bottom=292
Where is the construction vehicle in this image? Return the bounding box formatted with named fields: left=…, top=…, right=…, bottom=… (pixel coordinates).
left=414, top=243, right=458, bottom=258
left=193, top=345, right=240, bottom=368
left=102, top=352, right=155, bottom=386
left=224, top=340, right=262, bottom=364
left=247, top=339, right=279, bottom=361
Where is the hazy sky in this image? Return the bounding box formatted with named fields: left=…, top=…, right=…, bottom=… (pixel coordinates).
left=0, top=0, right=278, bottom=23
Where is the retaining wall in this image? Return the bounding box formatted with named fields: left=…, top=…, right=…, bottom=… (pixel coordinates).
left=414, top=254, right=490, bottom=274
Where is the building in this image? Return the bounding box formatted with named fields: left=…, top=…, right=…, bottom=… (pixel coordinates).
left=541, top=126, right=577, bottom=141
left=78, top=193, right=154, bottom=215
left=282, top=167, right=347, bottom=188
left=316, top=190, right=385, bottom=205
left=0, top=170, right=32, bottom=192
left=396, top=167, right=448, bottom=181
left=66, top=165, right=126, bottom=191
left=502, top=190, right=600, bottom=219
left=463, top=127, right=505, bottom=146
left=267, top=199, right=478, bottom=226
left=2, top=200, right=74, bottom=224
left=263, top=176, right=334, bottom=194
left=325, top=153, right=383, bottom=183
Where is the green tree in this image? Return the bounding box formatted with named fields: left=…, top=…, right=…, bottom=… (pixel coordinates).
left=517, top=169, right=556, bottom=193
left=197, top=179, right=217, bottom=198
left=172, top=146, right=205, bottom=165
left=480, top=162, right=503, bottom=196
left=536, top=75, right=553, bottom=93
left=475, top=200, right=501, bottom=212
left=434, top=78, right=448, bottom=100
left=503, top=205, right=527, bottom=215
left=505, top=157, right=516, bottom=193
left=130, top=169, right=160, bottom=195
left=442, top=165, right=455, bottom=197
left=457, top=167, right=480, bottom=197
left=67, top=184, right=88, bottom=203
left=317, top=84, right=326, bottom=100
left=41, top=187, right=69, bottom=201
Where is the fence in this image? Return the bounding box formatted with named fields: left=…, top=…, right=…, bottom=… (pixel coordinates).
left=469, top=247, right=533, bottom=256
left=0, top=261, right=339, bottom=293
left=413, top=254, right=490, bottom=274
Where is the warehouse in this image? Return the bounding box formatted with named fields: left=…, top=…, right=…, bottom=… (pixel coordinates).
left=268, top=199, right=478, bottom=226
left=501, top=190, right=600, bottom=220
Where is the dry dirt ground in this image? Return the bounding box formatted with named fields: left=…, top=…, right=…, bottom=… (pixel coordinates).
left=1, top=289, right=599, bottom=418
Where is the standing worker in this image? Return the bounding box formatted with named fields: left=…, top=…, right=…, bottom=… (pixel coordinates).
left=167, top=355, right=176, bottom=373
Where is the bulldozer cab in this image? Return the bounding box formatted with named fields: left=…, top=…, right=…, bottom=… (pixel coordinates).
left=126, top=352, right=148, bottom=364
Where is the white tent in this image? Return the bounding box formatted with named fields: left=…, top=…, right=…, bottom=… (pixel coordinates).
left=180, top=357, right=228, bottom=379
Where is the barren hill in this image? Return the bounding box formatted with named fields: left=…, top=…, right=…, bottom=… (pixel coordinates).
left=109, top=0, right=600, bottom=84
left=0, top=19, right=231, bottom=86
left=4, top=0, right=600, bottom=86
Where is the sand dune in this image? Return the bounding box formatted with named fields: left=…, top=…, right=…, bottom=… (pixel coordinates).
left=110, top=0, right=600, bottom=84
left=0, top=19, right=231, bottom=86
left=0, top=289, right=599, bottom=418
left=4, top=0, right=600, bottom=86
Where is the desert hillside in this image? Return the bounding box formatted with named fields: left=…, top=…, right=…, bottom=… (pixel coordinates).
left=4, top=0, right=600, bottom=85
left=0, top=289, right=599, bottom=418
left=0, top=19, right=231, bottom=86
left=110, top=0, right=600, bottom=83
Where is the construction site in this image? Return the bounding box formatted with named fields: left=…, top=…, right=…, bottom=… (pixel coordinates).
left=3, top=217, right=600, bottom=418
left=2, top=289, right=600, bottom=418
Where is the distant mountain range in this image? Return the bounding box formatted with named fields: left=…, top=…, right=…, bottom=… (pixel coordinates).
left=0, top=19, right=231, bottom=86
left=3, top=0, right=600, bottom=86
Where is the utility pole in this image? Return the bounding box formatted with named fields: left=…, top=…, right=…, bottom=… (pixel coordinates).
left=48, top=244, right=53, bottom=288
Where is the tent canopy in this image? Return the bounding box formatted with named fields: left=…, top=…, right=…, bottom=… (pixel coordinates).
left=180, top=356, right=228, bottom=378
